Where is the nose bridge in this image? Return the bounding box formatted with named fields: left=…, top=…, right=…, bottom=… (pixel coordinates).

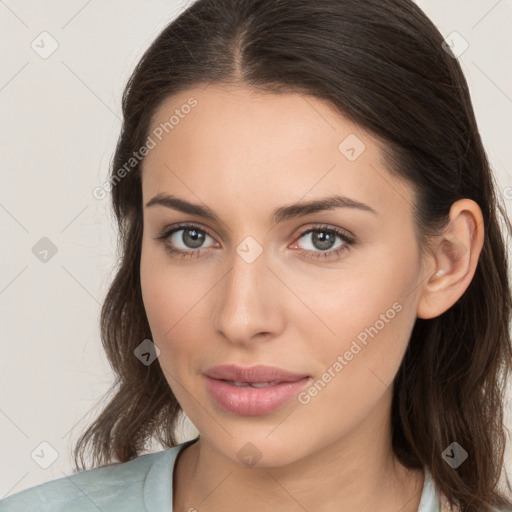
left=213, top=241, right=283, bottom=343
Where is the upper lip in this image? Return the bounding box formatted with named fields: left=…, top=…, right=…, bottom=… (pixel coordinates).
left=204, top=364, right=309, bottom=383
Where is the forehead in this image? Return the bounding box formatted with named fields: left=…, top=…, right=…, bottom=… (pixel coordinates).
left=141, top=85, right=415, bottom=223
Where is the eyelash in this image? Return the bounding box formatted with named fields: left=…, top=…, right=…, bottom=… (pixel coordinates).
left=154, top=223, right=356, bottom=261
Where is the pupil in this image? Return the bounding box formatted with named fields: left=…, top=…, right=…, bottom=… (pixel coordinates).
left=313, top=231, right=335, bottom=250
left=184, top=229, right=205, bottom=249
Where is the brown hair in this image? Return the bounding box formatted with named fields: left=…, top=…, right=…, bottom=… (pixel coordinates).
left=73, top=1, right=512, bottom=510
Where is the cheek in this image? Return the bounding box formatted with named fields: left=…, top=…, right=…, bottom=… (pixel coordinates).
left=290, top=264, right=412, bottom=345
left=296, top=296, right=416, bottom=438
left=299, top=246, right=420, bottom=374
left=140, top=244, right=185, bottom=343
left=139, top=246, right=212, bottom=358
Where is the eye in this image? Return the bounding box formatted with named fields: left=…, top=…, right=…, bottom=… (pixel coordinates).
left=154, top=224, right=217, bottom=259
left=154, top=223, right=356, bottom=261
left=290, top=225, right=355, bottom=260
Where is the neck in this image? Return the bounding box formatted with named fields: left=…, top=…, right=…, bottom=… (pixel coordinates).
left=173, top=392, right=424, bottom=512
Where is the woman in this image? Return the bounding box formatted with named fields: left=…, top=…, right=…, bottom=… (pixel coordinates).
left=2, top=0, right=511, bottom=511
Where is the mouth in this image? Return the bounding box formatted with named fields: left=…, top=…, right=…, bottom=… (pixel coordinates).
left=203, top=374, right=312, bottom=416
left=203, top=363, right=310, bottom=384
left=220, top=380, right=285, bottom=387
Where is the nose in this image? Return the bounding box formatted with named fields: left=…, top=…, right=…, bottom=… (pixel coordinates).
left=212, top=247, right=285, bottom=346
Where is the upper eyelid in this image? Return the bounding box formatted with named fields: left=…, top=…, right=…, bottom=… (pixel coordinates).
left=164, top=223, right=217, bottom=241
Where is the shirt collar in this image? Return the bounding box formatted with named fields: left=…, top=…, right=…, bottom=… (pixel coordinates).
left=143, top=437, right=200, bottom=511
left=417, top=467, right=441, bottom=512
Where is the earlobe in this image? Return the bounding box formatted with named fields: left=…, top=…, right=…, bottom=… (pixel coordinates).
left=416, top=199, right=484, bottom=320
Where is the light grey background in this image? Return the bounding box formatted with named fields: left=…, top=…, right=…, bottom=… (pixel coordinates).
left=0, top=0, right=511, bottom=498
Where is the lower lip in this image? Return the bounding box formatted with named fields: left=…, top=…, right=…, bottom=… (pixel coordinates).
left=204, top=376, right=311, bottom=416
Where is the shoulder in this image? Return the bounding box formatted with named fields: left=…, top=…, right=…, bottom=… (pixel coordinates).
left=0, top=446, right=179, bottom=512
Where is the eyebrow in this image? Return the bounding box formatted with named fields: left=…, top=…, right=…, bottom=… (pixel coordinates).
left=145, top=193, right=377, bottom=225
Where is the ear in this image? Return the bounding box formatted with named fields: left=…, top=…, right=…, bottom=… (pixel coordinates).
left=416, top=199, right=485, bottom=320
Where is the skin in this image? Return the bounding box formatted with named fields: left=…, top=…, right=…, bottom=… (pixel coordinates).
left=139, top=85, right=484, bottom=512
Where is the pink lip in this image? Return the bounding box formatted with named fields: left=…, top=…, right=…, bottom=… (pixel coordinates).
left=203, top=364, right=311, bottom=416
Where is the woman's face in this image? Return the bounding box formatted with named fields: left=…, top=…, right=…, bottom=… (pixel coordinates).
left=140, top=85, right=429, bottom=466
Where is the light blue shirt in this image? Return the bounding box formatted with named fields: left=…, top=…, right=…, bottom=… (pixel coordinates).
left=0, top=436, right=467, bottom=511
